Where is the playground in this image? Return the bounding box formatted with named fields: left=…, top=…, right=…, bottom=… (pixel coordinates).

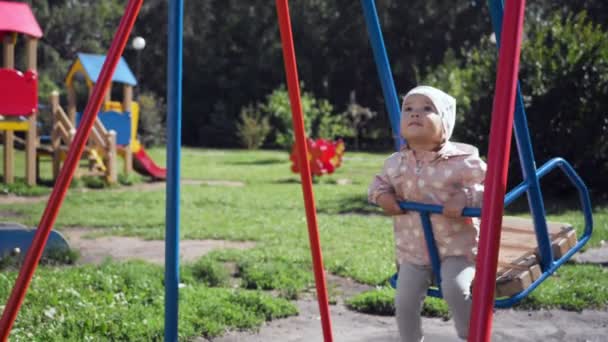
left=1, top=0, right=608, bottom=341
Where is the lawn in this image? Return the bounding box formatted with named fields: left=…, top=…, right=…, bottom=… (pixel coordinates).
left=0, top=147, right=607, bottom=340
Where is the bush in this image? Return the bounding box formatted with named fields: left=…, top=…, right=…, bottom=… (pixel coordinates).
left=238, top=259, right=313, bottom=299
left=423, top=11, right=608, bottom=195
left=190, top=258, right=230, bottom=287
left=236, top=105, right=271, bottom=149
left=260, top=85, right=352, bottom=150
left=137, top=92, right=166, bottom=148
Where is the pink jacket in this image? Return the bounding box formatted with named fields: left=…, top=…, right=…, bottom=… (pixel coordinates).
left=368, top=142, right=486, bottom=266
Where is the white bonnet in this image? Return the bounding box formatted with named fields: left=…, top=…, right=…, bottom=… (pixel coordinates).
left=402, top=85, right=456, bottom=141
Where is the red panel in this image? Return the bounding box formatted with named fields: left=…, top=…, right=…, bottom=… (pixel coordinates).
left=0, top=69, right=38, bottom=116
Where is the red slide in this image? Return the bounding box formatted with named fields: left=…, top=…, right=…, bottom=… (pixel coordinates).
left=133, top=147, right=166, bottom=180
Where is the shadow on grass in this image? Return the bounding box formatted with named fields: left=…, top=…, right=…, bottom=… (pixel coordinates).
left=228, top=159, right=286, bottom=166
left=317, top=193, right=382, bottom=215
left=272, top=178, right=301, bottom=184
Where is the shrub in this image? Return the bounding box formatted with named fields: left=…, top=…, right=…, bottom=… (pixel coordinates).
left=236, top=105, right=271, bottom=149
left=260, top=85, right=351, bottom=150
left=238, top=259, right=313, bottom=299
left=137, top=92, right=166, bottom=148
left=190, top=258, right=230, bottom=287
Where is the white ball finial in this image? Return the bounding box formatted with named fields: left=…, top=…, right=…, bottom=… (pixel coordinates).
left=132, top=36, right=146, bottom=50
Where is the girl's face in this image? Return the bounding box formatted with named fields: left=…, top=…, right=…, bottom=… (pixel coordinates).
left=400, top=94, right=443, bottom=148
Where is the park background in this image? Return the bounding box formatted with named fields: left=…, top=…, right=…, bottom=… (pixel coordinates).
left=18, top=0, right=608, bottom=196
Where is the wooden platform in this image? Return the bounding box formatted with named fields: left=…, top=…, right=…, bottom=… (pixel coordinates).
left=495, top=216, right=578, bottom=297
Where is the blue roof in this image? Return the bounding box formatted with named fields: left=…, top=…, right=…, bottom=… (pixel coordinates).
left=77, top=53, right=138, bottom=86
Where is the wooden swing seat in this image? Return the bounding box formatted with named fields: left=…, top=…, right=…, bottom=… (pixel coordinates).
left=495, top=216, right=577, bottom=297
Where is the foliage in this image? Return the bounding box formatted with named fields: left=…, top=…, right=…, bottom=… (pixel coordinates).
left=260, top=86, right=350, bottom=150
left=517, top=265, right=608, bottom=311
left=190, top=257, right=230, bottom=287
left=344, top=91, right=377, bottom=150
left=0, top=261, right=297, bottom=340
left=238, top=259, right=313, bottom=299
left=236, top=105, right=271, bottom=149
left=0, top=180, right=50, bottom=197
left=80, top=175, right=107, bottom=189
left=137, top=91, right=167, bottom=148
left=118, top=172, right=143, bottom=186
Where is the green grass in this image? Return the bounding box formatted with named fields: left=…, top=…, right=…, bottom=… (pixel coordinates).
left=0, top=147, right=607, bottom=338
left=0, top=261, right=297, bottom=341
left=346, top=287, right=450, bottom=319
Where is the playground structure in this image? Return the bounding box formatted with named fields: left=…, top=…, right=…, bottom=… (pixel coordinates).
left=0, top=1, right=595, bottom=342
left=0, top=0, right=70, bottom=287
left=45, top=52, right=166, bottom=183
left=0, top=2, right=41, bottom=186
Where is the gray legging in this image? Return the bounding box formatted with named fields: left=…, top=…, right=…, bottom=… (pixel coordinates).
left=395, top=256, right=475, bottom=342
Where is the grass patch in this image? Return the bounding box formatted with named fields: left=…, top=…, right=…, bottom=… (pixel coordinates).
left=346, top=287, right=450, bottom=319
left=239, top=259, right=314, bottom=299
left=118, top=172, right=143, bottom=186
left=0, top=179, right=50, bottom=197
left=516, top=265, right=608, bottom=311
left=189, top=257, right=230, bottom=287
left=0, top=248, right=79, bottom=271
left=0, top=261, right=297, bottom=341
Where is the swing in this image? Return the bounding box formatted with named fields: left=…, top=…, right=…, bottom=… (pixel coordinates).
left=361, top=0, right=593, bottom=308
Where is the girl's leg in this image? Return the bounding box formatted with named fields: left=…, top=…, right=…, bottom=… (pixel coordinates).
left=396, top=262, right=432, bottom=342
left=440, top=256, right=475, bottom=340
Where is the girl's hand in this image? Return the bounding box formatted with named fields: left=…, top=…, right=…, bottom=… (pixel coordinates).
left=443, top=190, right=467, bottom=218
left=377, top=193, right=404, bottom=216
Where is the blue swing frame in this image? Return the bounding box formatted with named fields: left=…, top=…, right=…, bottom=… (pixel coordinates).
left=360, top=0, right=593, bottom=308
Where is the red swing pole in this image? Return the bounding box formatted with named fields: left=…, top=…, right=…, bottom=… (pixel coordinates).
left=275, top=1, right=334, bottom=341
left=0, top=1, right=143, bottom=339
left=468, top=0, right=527, bottom=341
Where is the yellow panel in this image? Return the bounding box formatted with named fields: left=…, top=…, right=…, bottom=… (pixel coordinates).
left=65, top=58, right=95, bottom=98
left=130, top=101, right=140, bottom=148
left=0, top=121, right=30, bottom=131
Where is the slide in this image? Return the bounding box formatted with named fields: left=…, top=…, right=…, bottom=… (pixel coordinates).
left=133, top=147, right=166, bottom=180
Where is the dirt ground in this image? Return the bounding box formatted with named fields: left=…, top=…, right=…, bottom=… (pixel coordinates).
left=58, top=227, right=608, bottom=342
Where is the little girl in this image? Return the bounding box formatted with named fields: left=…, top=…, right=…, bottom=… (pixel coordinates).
left=368, top=86, right=486, bottom=342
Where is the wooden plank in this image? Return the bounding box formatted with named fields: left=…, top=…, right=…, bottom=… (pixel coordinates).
left=90, top=126, right=107, bottom=149
left=105, top=131, right=117, bottom=184
left=94, top=117, right=109, bottom=136
left=3, top=34, right=15, bottom=68
left=26, top=114, right=37, bottom=185
left=56, top=106, right=74, bottom=133
left=3, top=130, right=14, bottom=184
left=26, top=37, right=38, bottom=71
left=494, top=216, right=578, bottom=297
